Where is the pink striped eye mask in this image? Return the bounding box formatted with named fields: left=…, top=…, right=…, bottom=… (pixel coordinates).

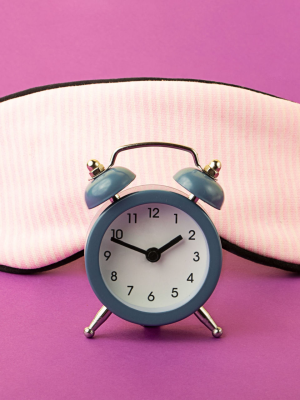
left=0, top=78, right=299, bottom=273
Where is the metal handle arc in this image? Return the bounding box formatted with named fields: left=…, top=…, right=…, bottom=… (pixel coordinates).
left=107, top=142, right=202, bottom=170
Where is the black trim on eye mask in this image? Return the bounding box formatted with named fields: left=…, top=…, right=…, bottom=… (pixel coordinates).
left=0, top=251, right=84, bottom=274
left=0, top=77, right=298, bottom=274
left=0, top=77, right=292, bottom=105
left=1, top=240, right=299, bottom=275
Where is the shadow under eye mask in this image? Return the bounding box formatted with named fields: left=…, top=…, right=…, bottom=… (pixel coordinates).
left=0, top=78, right=299, bottom=274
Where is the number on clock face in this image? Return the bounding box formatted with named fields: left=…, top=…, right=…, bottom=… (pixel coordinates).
left=99, top=203, right=210, bottom=313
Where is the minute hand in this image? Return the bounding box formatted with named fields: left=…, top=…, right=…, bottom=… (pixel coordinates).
left=111, top=237, right=147, bottom=255
left=158, top=235, right=183, bottom=254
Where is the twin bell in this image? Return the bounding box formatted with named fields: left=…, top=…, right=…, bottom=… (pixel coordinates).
left=84, top=147, right=224, bottom=211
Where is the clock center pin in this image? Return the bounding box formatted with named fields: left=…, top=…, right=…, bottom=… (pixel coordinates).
left=146, top=248, right=161, bottom=263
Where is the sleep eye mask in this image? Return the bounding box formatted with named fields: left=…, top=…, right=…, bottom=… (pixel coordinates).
left=0, top=78, right=299, bottom=273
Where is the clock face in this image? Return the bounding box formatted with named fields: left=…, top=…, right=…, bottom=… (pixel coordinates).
left=99, top=203, right=210, bottom=313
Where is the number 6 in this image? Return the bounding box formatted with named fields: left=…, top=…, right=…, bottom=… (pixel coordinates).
left=148, top=292, right=155, bottom=301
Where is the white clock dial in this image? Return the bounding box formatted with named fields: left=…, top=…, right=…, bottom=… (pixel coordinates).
left=99, top=203, right=210, bottom=313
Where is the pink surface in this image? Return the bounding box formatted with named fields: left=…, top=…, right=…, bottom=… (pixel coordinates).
left=1, top=80, right=300, bottom=270
left=1, top=251, right=300, bottom=399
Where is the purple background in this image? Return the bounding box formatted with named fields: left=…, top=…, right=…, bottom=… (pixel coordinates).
left=0, top=1, right=300, bottom=102
left=2, top=254, right=300, bottom=399
left=1, top=1, right=300, bottom=399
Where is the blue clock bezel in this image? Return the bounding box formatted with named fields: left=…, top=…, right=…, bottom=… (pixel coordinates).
left=85, top=190, right=222, bottom=326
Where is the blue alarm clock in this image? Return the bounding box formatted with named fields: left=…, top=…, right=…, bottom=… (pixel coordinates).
left=83, top=142, right=224, bottom=338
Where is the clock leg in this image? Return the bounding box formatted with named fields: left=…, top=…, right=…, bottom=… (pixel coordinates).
left=84, top=305, right=112, bottom=338
left=194, top=307, right=223, bottom=338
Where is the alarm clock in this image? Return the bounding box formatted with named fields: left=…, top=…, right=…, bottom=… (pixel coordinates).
left=83, top=142, right=224, bottom=338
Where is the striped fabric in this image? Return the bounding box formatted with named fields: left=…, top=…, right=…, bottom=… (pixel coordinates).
left=0, top=79, right=299, bottom=271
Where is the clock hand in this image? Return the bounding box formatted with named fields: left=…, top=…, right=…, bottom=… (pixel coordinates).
left=158, top=235, right=183, bottom=254
left=111, top=237, right=147, bottom=255
left=111, top=235, right=183, bottom=263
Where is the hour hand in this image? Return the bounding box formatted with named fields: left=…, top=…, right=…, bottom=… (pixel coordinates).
left=158, top=235, right=183, bottom=254
left=111, top=237, right=147, bottom=255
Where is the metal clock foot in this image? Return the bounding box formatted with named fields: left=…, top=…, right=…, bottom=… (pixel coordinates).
left=194, top=306, right=223, bottom=338
left=84, top=306, right=112, bottom=338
